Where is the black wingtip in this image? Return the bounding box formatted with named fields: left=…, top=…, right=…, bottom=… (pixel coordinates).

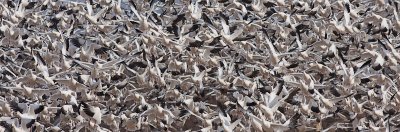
left=0, top=121, right=12, bottom=132
left=26, top=119, right=36, bottom=128
left=372, top=64, right=382, bottom=71
left=344, top=3, right=350, bottom=12
left=9, top=101, right=23, bottom=113
left=311, top=106, right=320, bottom=113
left=34, top=105, right=45, bottom=114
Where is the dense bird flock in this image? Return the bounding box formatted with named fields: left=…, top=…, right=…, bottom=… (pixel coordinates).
left=1, top=0, right=400, bottom=131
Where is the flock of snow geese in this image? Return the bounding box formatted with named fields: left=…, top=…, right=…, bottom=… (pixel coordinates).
left=1, top=0, right=400, bottom=131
